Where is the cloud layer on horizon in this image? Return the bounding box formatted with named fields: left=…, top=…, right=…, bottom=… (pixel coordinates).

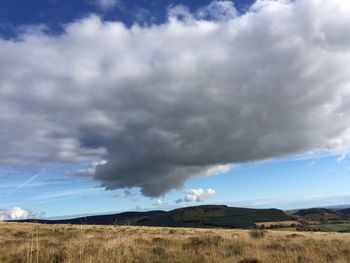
left=1, top=0, right=350, bottom=196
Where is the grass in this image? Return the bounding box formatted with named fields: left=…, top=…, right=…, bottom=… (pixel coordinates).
left=270, top=227, right=298, bottom=232
left=248, top=229, right=266, bottom=239
left=1, top=222, right=350, bottom=262
left=320, top=223, right=350, bottom=232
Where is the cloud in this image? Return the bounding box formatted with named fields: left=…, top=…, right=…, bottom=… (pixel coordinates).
left=153, top=199, right=163, bottom=207
left=228, top=192, right=350, bottom=210
left=1, top=0, right=350, bottom=196
left=185, top=188, right=216, bottom=202
left=93, top=0, right=119, bottom=11
left=0, top=207, right=37, bottom=221
left=196, top=0, right=238, bottom=21
left=176, top=188, right=216, bottom=203
left=15, top=168, right=45, bottom=190
left=336, top=154, right=346, bottom=163
left=203, top=164, right=233, bottom=177
left=112, top=189, right=134, bottom=198
left=32, top=188, right=103, bottom=203
left=77, top=160, right=107, bottom=177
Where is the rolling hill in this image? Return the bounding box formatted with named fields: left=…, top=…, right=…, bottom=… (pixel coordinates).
left=8, top=205, right=291, bottom=228
left=135, top=205, right=290, bottom=228
left=9, top=211, right=165, bottom=225
left=288, top=207, right=350, bottom=232
left=291, top=207, right=350, bottom=222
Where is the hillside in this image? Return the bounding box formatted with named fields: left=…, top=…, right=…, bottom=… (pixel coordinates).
left=338, top=208, right=350, bottom=216
left=9, top=205, right=290, bottom=228
left=10, top=211, right=165, bottom=225
left=287, top=207, right=350, bottom=232
left=293, top=208, right=340, bottom=221
left=291, top=207, right=350, bottom=222
left=135, top=205, right=290, bottom=228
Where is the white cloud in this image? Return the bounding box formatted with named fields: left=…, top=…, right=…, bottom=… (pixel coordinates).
left=184, top=188, right=216, bottom=202
left=197, top=1, right=237, bottom=21
left=1, top=0, right=350, bottom=196
left=15, top=168, right=45, bottom=190
left=0, top=207, right=36, bottom=221
left=153, top=199, right=163, bottom=207
left=337, top=154, right=346, bottom=163
left=112, top=189, right=134, bottom=198
left=31, top=188, right=103, bottom=203
left=203, top=164, right=234, bottom=177
left=228, top=192, right=350, bottom=210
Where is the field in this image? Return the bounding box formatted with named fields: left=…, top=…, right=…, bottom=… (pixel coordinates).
left=255, top=221, right=299, bottom=228
left=1, top=223, right=350, bottom=263
left=319, top=223, right=350, bottom=232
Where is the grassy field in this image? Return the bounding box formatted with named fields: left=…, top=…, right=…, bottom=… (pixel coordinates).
left=319, top=223, right=350, bottom=232
left=1, top=223, right=350, bottom=263
left=270, top=227, right=298, bottom=232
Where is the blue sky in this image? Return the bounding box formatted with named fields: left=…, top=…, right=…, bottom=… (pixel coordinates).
left=0, top=0, right=254, bottom=37
left=1, top=0, right=350, bottom=219
left=1, top=151, right=349, bottom=218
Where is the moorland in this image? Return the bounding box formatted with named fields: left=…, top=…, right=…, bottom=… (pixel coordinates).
left=1, top=222, right=350, bottom=263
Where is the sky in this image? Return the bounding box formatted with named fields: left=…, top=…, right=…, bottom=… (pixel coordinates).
left=1, top=0, right=350, bottom=220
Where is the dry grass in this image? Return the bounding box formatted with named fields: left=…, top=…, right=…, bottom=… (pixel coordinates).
left=1, top=222, right=350, bottom=263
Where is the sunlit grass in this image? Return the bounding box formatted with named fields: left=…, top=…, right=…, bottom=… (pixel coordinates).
left=1, top=222, right=350, bottom=263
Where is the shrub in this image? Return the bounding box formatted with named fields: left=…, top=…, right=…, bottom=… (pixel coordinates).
left=152, top=246, right=166, bottom=256
left=227, top=241, right=245, bottom=256
left=183, top=235, right=222, bottom=250
left=249, top=230, right=266, bottom=239
left=152, top=237, right=171, bottom=246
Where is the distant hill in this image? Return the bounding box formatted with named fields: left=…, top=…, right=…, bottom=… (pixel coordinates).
left=291, top=207, right=350, bottom=222
left=9, top=205, right=291, bottom=228
left=9, top=211, right=165, bottom=225
left=293, top=208, right=335, bottom=217
left=338, top=208, right=350, bottom=216
left=135, top=205, right=290, bottom=228
left=321, top=204, right=350, bottom=210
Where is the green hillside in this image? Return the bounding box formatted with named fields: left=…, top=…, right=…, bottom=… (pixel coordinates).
left=135, top=205, right=290, bottom=228
left=292, top=208, right=350, bottom=222
left=10, top=205, right=291, bottom=229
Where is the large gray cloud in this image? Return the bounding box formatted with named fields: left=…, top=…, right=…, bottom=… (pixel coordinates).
left=1, top=0, right=350, bottom=196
